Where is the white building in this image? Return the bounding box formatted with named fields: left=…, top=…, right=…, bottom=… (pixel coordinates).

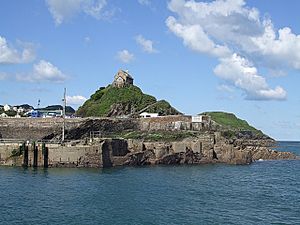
left=3, top=104, right=11, bottom=111
left=140, top=112, right=159, bottom=118
left=17, top=107, right=24, bottom=113
left=192, top=115, right=211, bottom=123
left=0, top=113, right=8, bottom=118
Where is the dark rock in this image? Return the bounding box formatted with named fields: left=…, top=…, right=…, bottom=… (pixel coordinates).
left=125, top=150, right=155, bottom=166
left=156, top=154, right=181, bottom=165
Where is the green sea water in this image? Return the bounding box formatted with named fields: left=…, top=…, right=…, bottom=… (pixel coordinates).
left=0, top=142, right=299, bottom=225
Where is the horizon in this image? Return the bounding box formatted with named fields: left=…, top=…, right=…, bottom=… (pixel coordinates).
left=0, top=0, right=299, bottom=141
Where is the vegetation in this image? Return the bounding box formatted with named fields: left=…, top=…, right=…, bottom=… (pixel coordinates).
left=4, top=110, right=17, bottom=117
left=76, top=85, right=181, bottom=117
left=42, top=105, right=75, bottom=114
left=146, top=100, right=180, bottom=115
left=107, top=130, right=198, bottom=142
left=202, top=111, right=260, bottom=132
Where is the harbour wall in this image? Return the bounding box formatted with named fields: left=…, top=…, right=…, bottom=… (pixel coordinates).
left=0, top=134, right=216, bottom=168
left=0, top=116, right=211, bottom=141
left=0, top=118, right=84, bottom=140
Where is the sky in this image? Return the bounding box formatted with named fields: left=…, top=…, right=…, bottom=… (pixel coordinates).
left=0, top=0, right=299, bottom=141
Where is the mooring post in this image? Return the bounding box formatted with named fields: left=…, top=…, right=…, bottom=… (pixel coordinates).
left=42, top=143, right=48, bottom=168
left=33, top=141, right=38, bottom=168
left=22, top=142, right=28, bottom=167
left=19, top=142, right=24, bottom=155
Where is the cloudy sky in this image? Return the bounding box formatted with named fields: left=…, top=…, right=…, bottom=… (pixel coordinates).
left=0, top=0, right=299, bottom=140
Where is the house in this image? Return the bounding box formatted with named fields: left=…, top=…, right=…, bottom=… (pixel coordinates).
left=140, top=112, right=159, bottom=118
left=3, top=104, right=11, bottom=111
left=17, top=107, right=24, bottom=113
left=112, top=69, right=134, bottom=88
left=0, top=113, right=8, bottom=118
left=192, top=115, right=211, bottom=123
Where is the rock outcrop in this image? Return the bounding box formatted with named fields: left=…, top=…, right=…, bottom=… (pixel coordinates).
left=92, top=136, right=297, bottom=168
left=0, top=115, right=297, bottom=168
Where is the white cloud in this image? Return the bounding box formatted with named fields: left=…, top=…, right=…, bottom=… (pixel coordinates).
left=66, top=95, right=87, bottom=105
left=252, top=26, right=300, bottom=69
left=214, top=54, right=286, bottom=100
left=46, top=0, right=109, bottom=25
left=166, top=0, right=300, bottom=101
left=116, top=50, right=134, bottom=63
left=166, top=17, right=230, bottom=57
left=17, top=60, right=67, bottom=83
left=138, top=0, right=151, bottom=6
left=135, top=35, right=158, bottom=53
left=0, top=36, right=35, bottom=64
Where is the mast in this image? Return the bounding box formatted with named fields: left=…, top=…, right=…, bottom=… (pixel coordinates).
left=62, top=88, right=66, bottom=143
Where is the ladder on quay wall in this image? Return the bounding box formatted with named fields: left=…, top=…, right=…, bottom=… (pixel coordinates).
left=90, top=131, right=102, bottom=140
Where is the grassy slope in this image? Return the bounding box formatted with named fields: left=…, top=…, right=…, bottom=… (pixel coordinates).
left=202, top=111, right=259, bottom=132
left=106, top=130, right=198, bottom=142
left=76, top=85, right=180, bottom=117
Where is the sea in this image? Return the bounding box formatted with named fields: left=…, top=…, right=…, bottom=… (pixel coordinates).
left=0, top=141, right=299, bottom=225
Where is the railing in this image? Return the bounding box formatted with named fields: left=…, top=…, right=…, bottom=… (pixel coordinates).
left=0, top=139, right=27, bottom=144
left=0, top=138, right=84, bottom=145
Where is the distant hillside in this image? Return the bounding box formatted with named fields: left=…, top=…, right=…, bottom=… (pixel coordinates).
left=76, top=85, right=181, bottom=117
left=41, top=105, right=75, bottom=114
left=202, top=112, right=260, bottom=132
left=15, top=104, right=34, bottom=110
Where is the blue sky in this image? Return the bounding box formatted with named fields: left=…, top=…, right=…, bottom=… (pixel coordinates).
left=0, top=0, right=299, bottom=141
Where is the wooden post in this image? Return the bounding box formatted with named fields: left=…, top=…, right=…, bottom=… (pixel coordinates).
left=23, top=143, right=28, bottom=167
left=43, top=143, right=48, bottom=168
left=33, top=142, right=38, bottom=168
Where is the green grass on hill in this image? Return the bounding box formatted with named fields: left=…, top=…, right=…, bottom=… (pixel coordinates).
left=145, top=100, right=180, bottom=115
left=202, top=111, right=259, bottom=132
left=106, top=130, right=198, bottom=142
left=76, top=85, right=180, bottom=117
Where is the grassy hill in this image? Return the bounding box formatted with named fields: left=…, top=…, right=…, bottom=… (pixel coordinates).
left=202, top=112, right=259, bottom=132
left=76, top=85, right=181, bottom=117
left=201, top=111, right=269, bottom=139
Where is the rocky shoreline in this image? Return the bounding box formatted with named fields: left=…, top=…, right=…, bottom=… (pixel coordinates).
left=0, top=117, right=297, bottom=168
left=48, top=137, right=297, bottom=168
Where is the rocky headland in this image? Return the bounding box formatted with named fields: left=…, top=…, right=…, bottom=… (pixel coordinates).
left=0, top=70, right=297, bottom=168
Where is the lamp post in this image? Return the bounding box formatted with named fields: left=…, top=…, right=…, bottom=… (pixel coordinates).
left=62, top=88, right=66, bottom=143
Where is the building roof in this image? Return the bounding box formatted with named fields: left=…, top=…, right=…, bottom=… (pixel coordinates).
left=115, top=69, right=133, bottom=79
left=140, top=112, right=158, bottom=115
